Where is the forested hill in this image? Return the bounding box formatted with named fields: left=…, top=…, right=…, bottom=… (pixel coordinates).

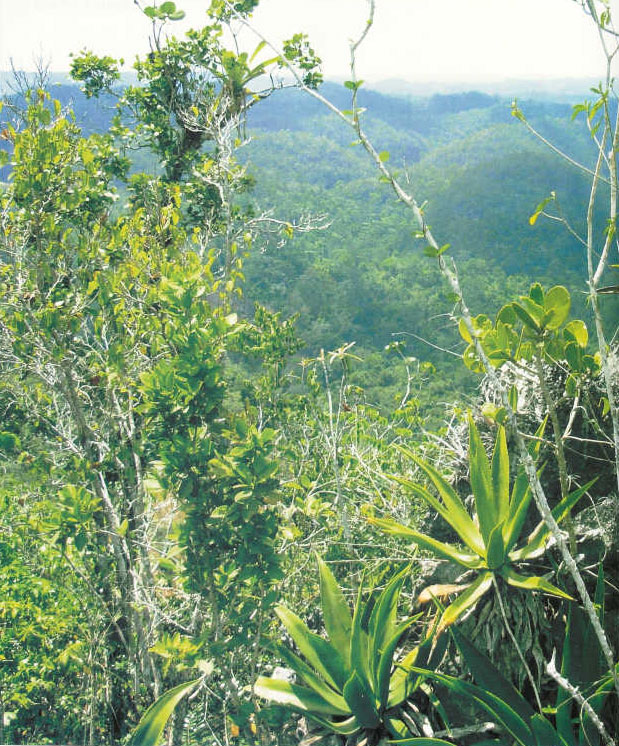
left=2, top=79, right=616, bottom=406
left=239, top=83, right=616, bottom=405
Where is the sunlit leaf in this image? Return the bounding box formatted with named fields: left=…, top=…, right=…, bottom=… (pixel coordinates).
left=130, top=679, right=200, bottom=746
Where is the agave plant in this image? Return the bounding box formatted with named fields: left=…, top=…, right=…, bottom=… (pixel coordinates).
left=370, top=416, right=594, bottom=632
left=254, top=556, right=451, bottom=745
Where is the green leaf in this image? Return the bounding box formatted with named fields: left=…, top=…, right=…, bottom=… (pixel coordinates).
left=305, top=714, right=360, bottom=736
left=529, top=283, right=545, bottom=305
left=451, top=627, right=536, bottom=722
left=249, top=40, right=267, bottom=63
left=342, top=671, right=380, bottom=728
left=503, top=469, right=534, bottom=552
left=129, top=679, right=200, bottom=746
left=529, top=194, right=555, bottom=226
left=531, top=713, right=571, bottom=746
left=563, top=319, right=588, bottom=348
left=436, top=572, right=493, bottom=633
left=502, top=568, right=572, bottom=600
left=543, top=286, right=571, bottom=330
left=410, top=668, right=534, bottom=746
left=368, top=518, right=484, bottom=569
left=273, top=644, right=350, bottom=714
left=468, top=416, right=496, bottom=543
left=485, top=522, right=506, bottom=569
left=396, top=447, right=484, bottom=555
left=391, top=477, right=483, bottom=557
left=316, top=555, right=352, bottom=668
left=368, top=566, right=409, bottom=678
left=350, top=580, right=372, bottom=689
left=512, top=302, right=541, bottom=332
left=379, top=150, right=390, bottom=162
left=458, top=317, right=473, bottom=343
left=516, top=479, right=596, bottom=560
left=254, top=677, right=349, bottom=716
left=388, top=645, right=420, bottom=707
left=275, top=606, right=348, bottom=690
left=491, top=426, right=509, bottom=523
left=376, top=615, right=419, bottom=709
left=159, top=1, right=177, bottom=13
left=498, top=303, right=518, bottom=325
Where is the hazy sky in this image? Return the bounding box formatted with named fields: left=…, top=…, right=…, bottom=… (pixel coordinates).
left=0, top=0, right=613, bottom=83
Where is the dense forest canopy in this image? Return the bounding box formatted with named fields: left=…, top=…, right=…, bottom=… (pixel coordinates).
left=0, top=1, right=618, bottom=746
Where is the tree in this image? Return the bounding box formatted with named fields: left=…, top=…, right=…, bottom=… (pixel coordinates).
left=0, top=3, right=311, bottom=739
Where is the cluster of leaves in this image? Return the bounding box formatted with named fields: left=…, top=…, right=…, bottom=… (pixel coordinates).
left=255, top=558, right=449, bottom=744
left=460, top=284, right=599, bottom=392
left=371, top=418, right=594, bottom=631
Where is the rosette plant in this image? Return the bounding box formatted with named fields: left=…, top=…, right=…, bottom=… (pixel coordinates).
left=254, top=556, right=451, bottom=745
left=370, top=417, right=594, bottom=633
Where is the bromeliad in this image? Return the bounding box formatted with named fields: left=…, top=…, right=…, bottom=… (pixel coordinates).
left=370, top=417, right=594, bottom=632
left=254, top=556, right=451, bottom=744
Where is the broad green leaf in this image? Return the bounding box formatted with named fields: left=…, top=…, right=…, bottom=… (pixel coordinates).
left=516, top=479, right=595, bottom=560
left=384, top=715, right=410, bottom=738
left=376, top=615, right=419, bottom=709
left=275, top=606, right=348, bottom=689
left=254, top=677, right=349, bottom=716
left=529, top=283, right=545, bottom=305
left=565, top=342, right=583, bottom=372
left=502, top=568, right=572, bottom=600
left=543, top=285, right=571, bottom=330
left=129, top=678, right=200, bottom=746
left=350, top=579, right=372, bottom=689
left=468, top=417, right=496, bottom=543
left=388, top=646, right=420, bottom=706
left=458, top=317, right=473, bottom=342
left=369, top=518, right=484, bottom=569
left=451, top=627, right=536, bottom=722
left=305, top=714, right=360, bottom=736
left=503, top=469, right=534, bottom=553
left=316, top=555, right=352, bottom=668
left=410, top=668, right=534, bottom=746
left=512, top=302, right=542, bottom=332
left=396, top=447, right=484, bottom=554
left=273, top=644, right=350, bottom=713
left=485, top=521, right=506, bottom=569
left=564, top=319, right=588, bottom=348
left=342, top=671, right=380, bottom=728
left=368, top=566, right=409, bottom=683
left=497, top=303, right=518, bottom=325
left=491, top=426, right=509, bottom=523
left=436, top=572, right=493, bottom=633
left=391, top=477, right=483, bottom=556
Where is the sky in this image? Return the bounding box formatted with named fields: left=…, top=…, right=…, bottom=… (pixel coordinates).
left=0, top=0, right=614, bottom=84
